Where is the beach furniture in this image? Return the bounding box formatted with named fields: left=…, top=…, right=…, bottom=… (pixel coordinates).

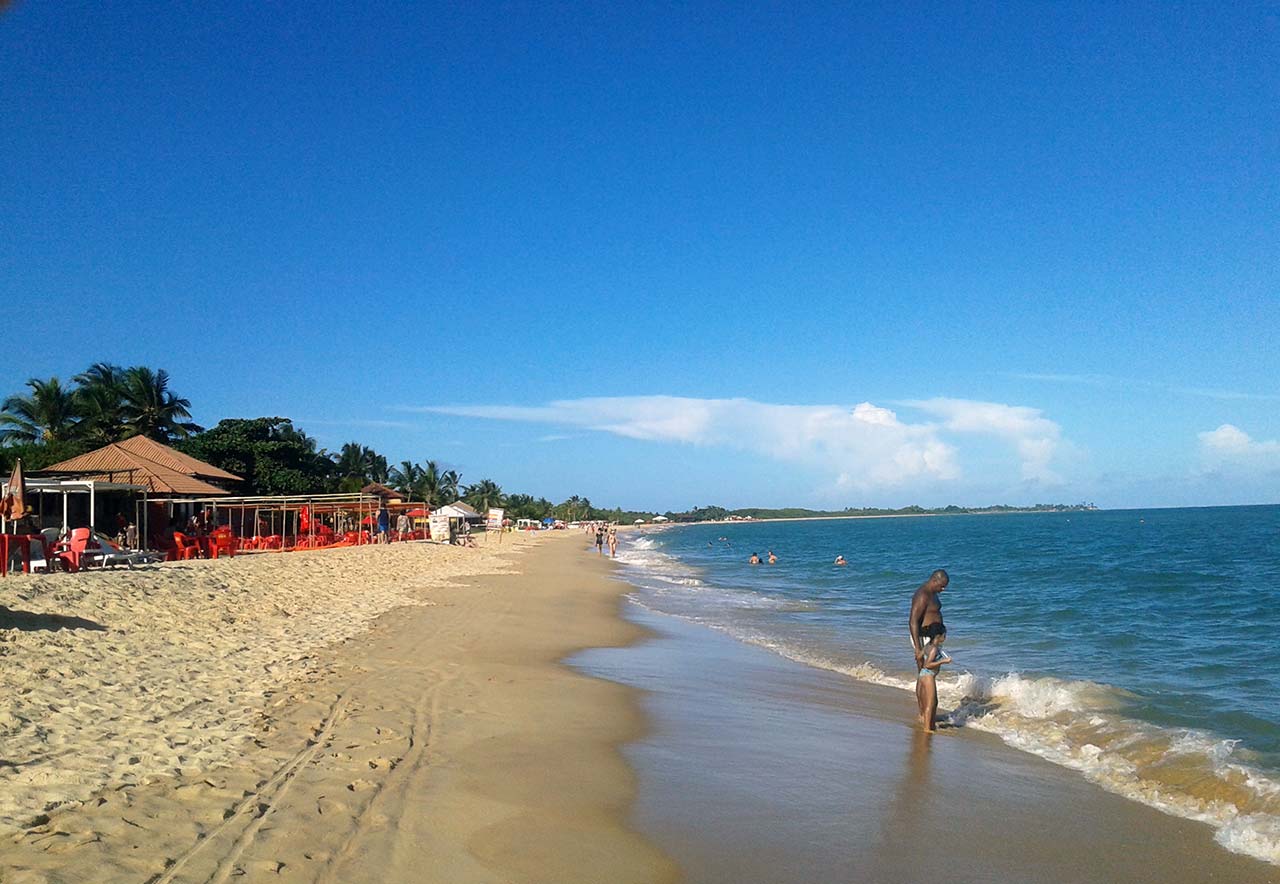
left=24, top=536, right=51, bottom=573
left=1, top=534, right=52, bottom=576
left=53, top=528, right=97, bottom=572
left=210, top=529, right=237, bottom=558
left=91, top=534, right=162, bottom=569
left=169, top=532, right=201, bottom=561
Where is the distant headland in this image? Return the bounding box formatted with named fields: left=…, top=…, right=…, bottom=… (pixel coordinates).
left=646, top=503, right=1100, bottom=524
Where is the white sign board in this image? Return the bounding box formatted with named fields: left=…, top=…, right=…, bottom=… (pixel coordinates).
left=428, top=513, right=452, bottom=544
left=487, top=508, right=504, bottom=529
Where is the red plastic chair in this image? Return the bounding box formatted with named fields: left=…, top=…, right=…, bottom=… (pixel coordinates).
left=170, top=532, right=200, bottom=561
left=211, top=529, right=237, bottom=558
left=54, top=528, right=98, bottom=571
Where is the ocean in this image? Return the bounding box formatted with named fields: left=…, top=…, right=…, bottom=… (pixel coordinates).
left=611, top=506, right=1280, bottom=866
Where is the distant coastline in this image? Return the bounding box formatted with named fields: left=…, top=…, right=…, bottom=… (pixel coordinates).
left=643, top=503, right=1099, bottom=525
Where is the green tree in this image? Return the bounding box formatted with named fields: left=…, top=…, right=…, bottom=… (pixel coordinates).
left=72, top=362, right=128, bottom=445
left=118, top=367, right=201, bottom=441
left=505, top=493, right=546, bottom=520
left=334, top=442, right=389, bottom=488
left=0, top=377, right=81, bottom=444
left=463, top=478, right=504, bottom=513
left=177, top=417, right=332, bottom=495
left=438, top=468, right=461, bottom=503
left=419, top=460, right=441, bottom=506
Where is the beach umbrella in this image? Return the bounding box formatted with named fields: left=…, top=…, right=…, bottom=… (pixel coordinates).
left=407, top=508, right=428, bottom=517
left=2, top=458, right=25, bottom=521
left=360, top=515, right=374, bottom=525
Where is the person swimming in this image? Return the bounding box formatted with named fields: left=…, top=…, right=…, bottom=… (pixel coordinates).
left=748, top=552, right=761, bottom=565
left=767, top=550, right=777, bottom=564
left=834, top=555, right=847, bottom=566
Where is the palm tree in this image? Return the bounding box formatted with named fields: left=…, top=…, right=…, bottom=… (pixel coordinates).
left=367, top=452, right=389, bottom=484
left=390, top=460, right=423, bottom=497
left=73, top=362, right=126, bottom=445
left=334, top=442, right=368, bottom=479
left=118, top=367, right=201, bottom=441
left=463, top=478, right=504, bottom=513
left=563, top=495, right=583, bottom=521
left=420, top=460, right=441, bottom=506
left=438, top=468, right=461, bottom=503
left=505, top=493, right=544, bottom=520
left=0, top=377, right=81, bottom=444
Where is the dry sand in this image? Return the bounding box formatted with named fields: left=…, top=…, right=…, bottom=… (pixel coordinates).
left=0, top=532, right=673, bottom=883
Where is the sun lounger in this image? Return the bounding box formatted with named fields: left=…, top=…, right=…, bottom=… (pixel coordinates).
left=91, top=534, right=162, bottom=568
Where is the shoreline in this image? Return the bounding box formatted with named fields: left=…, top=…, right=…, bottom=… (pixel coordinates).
left=579, top=600, right=1280, bottom=883
left=0, top=533, right=676, bottom=882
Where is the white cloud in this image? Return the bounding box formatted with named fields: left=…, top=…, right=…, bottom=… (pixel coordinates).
left=1010, top=371, right=1280, bottom=402
left=902, top=398, right=1064, bottom=483
left=409, top=395, right=1069, bottom=491
left=1198, top=424, right=1280, bottom=461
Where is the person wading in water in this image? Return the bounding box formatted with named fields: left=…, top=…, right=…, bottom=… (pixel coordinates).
left=908, top=569, right=950, bottom=731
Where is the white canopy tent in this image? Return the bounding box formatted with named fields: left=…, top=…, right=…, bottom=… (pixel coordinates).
left=435, top=501, right=482, bottom=520
left=0, top=477, right=148, bottom=535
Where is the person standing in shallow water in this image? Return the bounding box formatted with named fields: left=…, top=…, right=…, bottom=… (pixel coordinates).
left=908, top=569, right=950, bottom=731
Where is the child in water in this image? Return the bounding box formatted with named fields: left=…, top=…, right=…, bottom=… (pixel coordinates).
left=917, top=634, right=952, bottom=732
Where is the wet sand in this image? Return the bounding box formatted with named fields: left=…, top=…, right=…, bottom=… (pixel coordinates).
left=0, top=534, right=675, bottom=883
left=575, top=605, right=1279, bottom=884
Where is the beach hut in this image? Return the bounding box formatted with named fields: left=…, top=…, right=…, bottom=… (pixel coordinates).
left=40, top=436, right=240, bottom=497
left=32, top=436, right=241, bottom=542
left=360, top=482, right=405, bottom=503
left=435, top=501, right=482, bottom=521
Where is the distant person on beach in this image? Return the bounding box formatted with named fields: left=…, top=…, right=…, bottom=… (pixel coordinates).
left=376, top=505, right=390, bottom=543
left=748, top=552, right=761, bottom=564
left=595, top=524, right=606, bottom=554
left=834, top=555, right=847, bottom=566
left=607, top=525, right=618, bottom=557
left=909, top=569, right=950, bottom=730
left=396, top=511, right=410, bottom=537
left=767, top=550, right=777, bottom=564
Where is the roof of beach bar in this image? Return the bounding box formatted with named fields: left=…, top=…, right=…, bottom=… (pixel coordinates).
left=39, top=435, right=242, bottom=497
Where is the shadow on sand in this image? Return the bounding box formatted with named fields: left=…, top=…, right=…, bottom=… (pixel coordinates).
left=0, top=606, right=107, bottom=633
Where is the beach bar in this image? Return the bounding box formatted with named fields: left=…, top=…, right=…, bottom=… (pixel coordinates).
left=30, top=435, right=241, bottom=550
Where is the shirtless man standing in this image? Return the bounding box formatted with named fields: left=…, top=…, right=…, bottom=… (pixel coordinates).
left=908, top=569, right=950, bottom=730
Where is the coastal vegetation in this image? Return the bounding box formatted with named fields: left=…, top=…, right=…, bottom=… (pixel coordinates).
left=0, top=365, right=650, bottom=523
left=0, top=365, right=1093, bottom=525
left=665, top=503, right=1098, bottom=522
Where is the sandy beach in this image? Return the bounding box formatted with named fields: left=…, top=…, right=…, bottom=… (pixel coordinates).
left=3, top=527, right=1276, bottom=883
left=0, top=533, right=673, bottom=883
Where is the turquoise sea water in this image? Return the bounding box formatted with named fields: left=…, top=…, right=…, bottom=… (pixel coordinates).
left=613, top=506, right=1280, bottom=865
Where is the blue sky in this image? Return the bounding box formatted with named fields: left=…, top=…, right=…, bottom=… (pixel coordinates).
left=2, top=2, right=1276, bottom=510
